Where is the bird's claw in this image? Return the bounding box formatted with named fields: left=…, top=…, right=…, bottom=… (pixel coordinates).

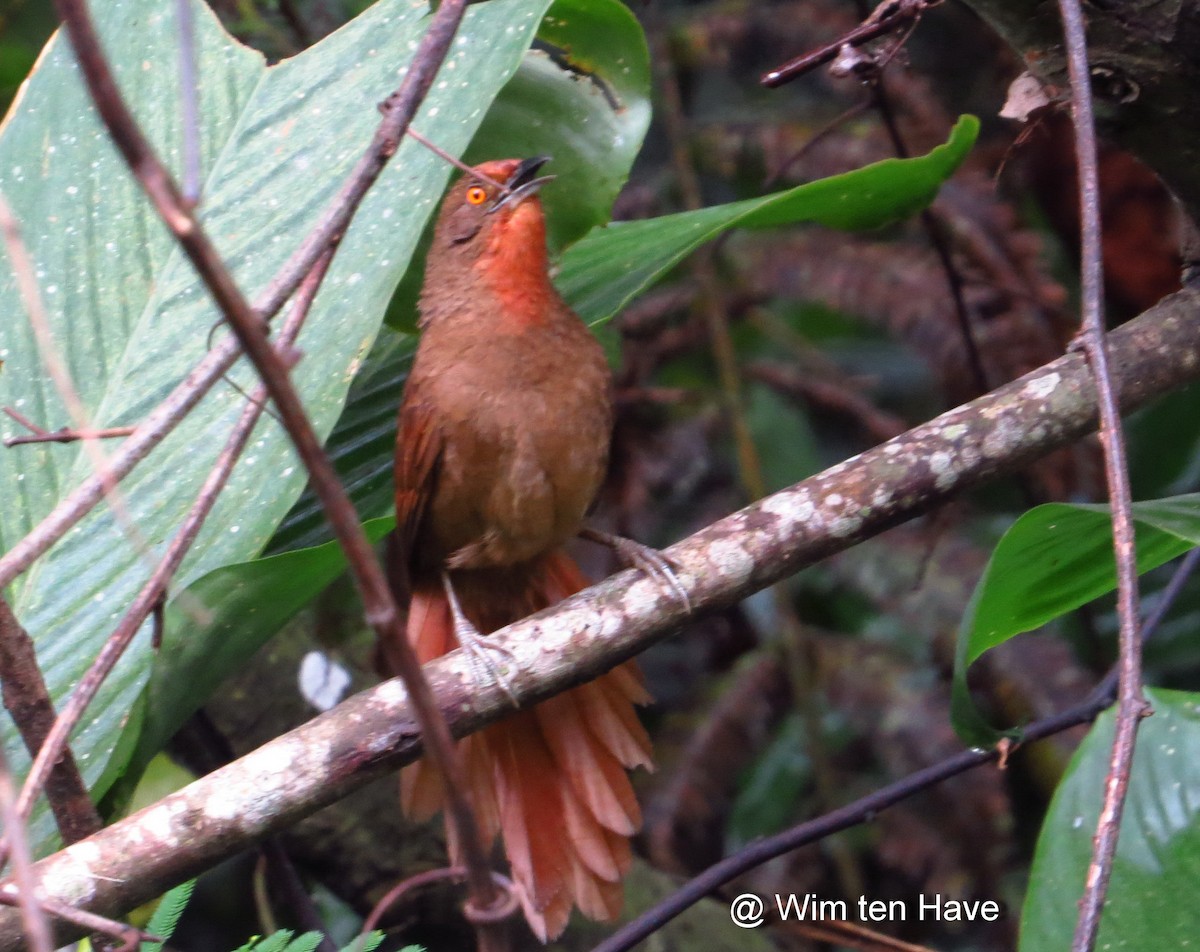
left=442, top=572, right=520, bottom=705
left=580, top=528, right=692, bottom=613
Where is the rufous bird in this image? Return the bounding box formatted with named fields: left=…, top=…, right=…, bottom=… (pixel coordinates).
left=381, top=157, right=659, bottom=940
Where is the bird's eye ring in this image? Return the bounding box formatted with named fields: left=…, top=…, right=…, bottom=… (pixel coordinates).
left=466, top=185, right=488, bottom=206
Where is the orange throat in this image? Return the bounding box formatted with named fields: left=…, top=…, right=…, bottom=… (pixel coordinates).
left=481, top=201, right=556, bottom=329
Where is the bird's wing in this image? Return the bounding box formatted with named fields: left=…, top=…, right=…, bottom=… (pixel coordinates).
left=389, top=397, right=444, bottom=595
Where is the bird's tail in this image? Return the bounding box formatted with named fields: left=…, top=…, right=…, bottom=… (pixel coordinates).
left=393, top=550, right=652, bottom=941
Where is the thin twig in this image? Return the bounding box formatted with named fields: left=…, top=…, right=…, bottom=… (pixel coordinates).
left=761, top=0, right=943, bottom=88
left=175, top=0, right=201, bottom=204
left=3, top=408, right=135, bottom=448
left=1140, top=548, right=1200, bottom=642
left=11, top=249, right=333, bottom=832
left=406, top=128, right=513, bottom=192
left=1055, top=1, right=1147, bottom=947
left=48, top=0, right=506, bottom=945
left=358, top=868, right=516, bottom=939
left=0, top=743, right=51, bottom=952
left=761, top=98, right=874, bottom=189
left=867, top=80, right=991, bottom=395
left=749, top=362, right=906, bottom=441
left=0, top=890, right=152, bottom=949
left=5, top=427, right=135, bottom=447
left=362, top=867, right=466, bottom=934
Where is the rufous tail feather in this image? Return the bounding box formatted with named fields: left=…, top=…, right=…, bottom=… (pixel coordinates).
left=395, top=550, right=652, bottom=941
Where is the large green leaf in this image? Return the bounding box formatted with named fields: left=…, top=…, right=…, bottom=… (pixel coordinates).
left=268, top=330, right=413, bottom=553
left=556, top=114, right=980, bottom=324
left=469, top=0, right=652, bottom=251
left=0, top=0, right=553, bottom=853
left=951, top=496, right=1200, bottom=745
left=119, top=516, right=394, bottom=792
left=1020, top=689, right=1200, bottom=951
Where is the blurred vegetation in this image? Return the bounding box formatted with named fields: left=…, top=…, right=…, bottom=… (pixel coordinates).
left=0, top=0, right=56, bottom=111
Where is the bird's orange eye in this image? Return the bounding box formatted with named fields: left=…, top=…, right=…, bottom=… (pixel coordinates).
left=466, top=185, right=488, bottom=206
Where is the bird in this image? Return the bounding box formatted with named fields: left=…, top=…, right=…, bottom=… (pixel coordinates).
left=381, top=156, right=655, bottom=941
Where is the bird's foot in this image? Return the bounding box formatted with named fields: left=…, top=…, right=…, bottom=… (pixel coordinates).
left=579, top=527, right=692, bottom=612
left=442, top=572, right=520, bottom=705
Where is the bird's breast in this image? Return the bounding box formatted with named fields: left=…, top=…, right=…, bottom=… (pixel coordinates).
left=417, top=322, right=612, bottom=569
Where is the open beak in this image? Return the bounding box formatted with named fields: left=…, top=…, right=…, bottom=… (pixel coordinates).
left=490, top=156, right=555, bottom=213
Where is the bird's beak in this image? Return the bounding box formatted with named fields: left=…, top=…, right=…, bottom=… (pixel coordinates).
left=490, top=156, right=555, bottom=213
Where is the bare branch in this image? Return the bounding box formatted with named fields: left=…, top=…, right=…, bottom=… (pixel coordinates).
left=0, top=741, right=51, bottom=952
left=0, top=889, right=151, bottom=950
left=1054, top=1, right=1147, bottom=947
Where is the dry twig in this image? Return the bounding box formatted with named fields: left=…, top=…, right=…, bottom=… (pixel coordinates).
left=1054, top=2, right=1147, bottom=948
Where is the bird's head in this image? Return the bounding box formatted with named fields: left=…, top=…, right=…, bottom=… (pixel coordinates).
left=420, top=157, right=560, bottom=329
left=430, top=156, right=555, bottom=257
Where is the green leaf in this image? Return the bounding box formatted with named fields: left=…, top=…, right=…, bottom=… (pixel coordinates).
left=555, top=115, right=981, bottom=324
left=117, top=516, right=393, bottom=795
left=342, top=934, right=386, bottom=952
left=1019, top=689, right=1200, bottom=951
left=0, top=0, right=553, bottom=854
left=232, top=932, right=299, bottom=952
left=269, top=331, right=413, bottom=553
left=279, top=934, right=324, bottom=952
left=951, top=496, right=1200, bottom=745
left=468, top=0, right=651, bottom=251
left=141, top=879, right=196, bottom=952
